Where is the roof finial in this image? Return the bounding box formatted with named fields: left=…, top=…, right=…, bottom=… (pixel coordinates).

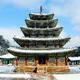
left=40, top=5, right=42, bottom=14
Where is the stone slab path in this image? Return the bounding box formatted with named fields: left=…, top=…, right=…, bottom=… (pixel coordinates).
left=31, top=73, right=56, bottom=80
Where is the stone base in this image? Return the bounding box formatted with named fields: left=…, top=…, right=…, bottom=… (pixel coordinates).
left=47, top=66, right=70, bottom=73
left=15, top=65, right=70, bottom=73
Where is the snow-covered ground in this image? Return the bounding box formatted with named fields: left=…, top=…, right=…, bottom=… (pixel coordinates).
left=54, top=66, right=80, bottom=80
left=0, top=73, right=79, bottom=80
left=54, top=74, right=80, bottom=80
left=0, top=73, right=31, bottom=78
left=0, top=65, right=15, bottom=73
left=0, top=65, right=80, bottom=80
left=69, top=65, right=80, bottom=73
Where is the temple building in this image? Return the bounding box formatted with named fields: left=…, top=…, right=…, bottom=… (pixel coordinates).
left=69, top=57, right=80, bottom=65
left=0, top=53, right=16, bottom=65
left=7, top=6, right=76, bottom=73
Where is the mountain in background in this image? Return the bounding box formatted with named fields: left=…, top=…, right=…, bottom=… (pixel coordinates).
left=0, top=35, right=10, bottom=55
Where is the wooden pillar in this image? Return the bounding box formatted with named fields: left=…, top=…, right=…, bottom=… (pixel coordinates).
left=35, top=42, right=38, bottom=48
left=21, top=45, right=24, bottom=48
left=65, top=55, right=68, bottom=65
left=59, top=45, right=62, bottom=48
left=45, top=31, right=48, bottom=37
left=27, top=43, right=29, bottom=48
left=54, top=44, right=56, bottom=48
left=35, top=42, right=37, bottom=47
left=45, top=42, right=48, bottom=48
left=60, top=41, right=62, bottom=48
left=5, top=60, right=6, bottom=65
left=10, top=60, right=11, bottom=64
left=56, top=57, right=59, bottom=66
left=53, top=33, right=56, bottom=37
left=13, top=60, right=15, bottom=65
left=29, top=33, right=30, bottom=37
left=46, top=57, right=49, bottom=65
left=2, top=60, right=3, bottom=65
left=35, top=57, right=39, bottom=65
left=16, top=57, right=19, bottom=65
left=25, top=57, right=28, bottom=65
left=36, top=31, right=39, bottom=37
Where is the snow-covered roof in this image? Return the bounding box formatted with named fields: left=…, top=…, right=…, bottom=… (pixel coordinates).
left=29, top=13, right=54, bottom=15
left=25, top=18, right=58, bottom=28
left=29, top=13, right=54, bottom=20
left=0, top=53, right=16, bottom=59
left=69, top=57, right=80, bottom=61
left=13, top=36, right=70, bottom=41
left=25, top=18, right=57, bottom=22
left=8, top=47, right=76, bottom=54
left=21, top=26, right=63, bottom=31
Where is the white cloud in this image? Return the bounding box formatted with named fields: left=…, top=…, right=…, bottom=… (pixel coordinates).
left=1, top=0, right=80, bottom=25
left=0, top=26, right=23, bottom=46
left=72, top=25, right=80, bottom=32
left=49, top=0, right=80, bottom=24
left=0, top=0, right=45, bottom=10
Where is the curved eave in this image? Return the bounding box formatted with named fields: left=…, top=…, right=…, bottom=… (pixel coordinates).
left=29, top=13, right=54, bottom=20
left=13, top=37, right=70, bottom=46
left=7, top=47, right=77, bottom=57
left=25, top=19, right=58, bottom=28
left=13, top=37, right=70, bottom=41
left=21, top=26, right=63, bottom=31
left=20, top=26, right=63, bottom=37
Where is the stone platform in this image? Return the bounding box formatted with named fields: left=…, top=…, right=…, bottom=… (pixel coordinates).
left=31, top=73, right=56, bottom=80
left=15, top=65, right=70, bottom=73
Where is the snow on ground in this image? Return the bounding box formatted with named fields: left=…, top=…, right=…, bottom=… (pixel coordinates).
left=69, top=66, right=80, bottom=73
left=0, top=73, right=31, bottom=78
left=54, top=74, right=80, bottom=80
left=0, top=65, right=15, bottom=73
left=0, top=73, right=79, bottom=80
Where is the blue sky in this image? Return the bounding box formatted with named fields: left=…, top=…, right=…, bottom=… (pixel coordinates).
left=0, top=0, right=80, bottom=47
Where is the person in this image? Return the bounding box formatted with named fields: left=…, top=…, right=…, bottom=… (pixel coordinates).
left=33, top=67, right=37, bottom=73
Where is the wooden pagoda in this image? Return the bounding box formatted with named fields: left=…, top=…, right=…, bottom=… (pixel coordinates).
left=7, top=6, right=76, bottom=73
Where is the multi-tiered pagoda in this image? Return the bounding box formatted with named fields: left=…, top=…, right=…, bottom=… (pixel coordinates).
left=8, top=6, right=76, bottom=73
